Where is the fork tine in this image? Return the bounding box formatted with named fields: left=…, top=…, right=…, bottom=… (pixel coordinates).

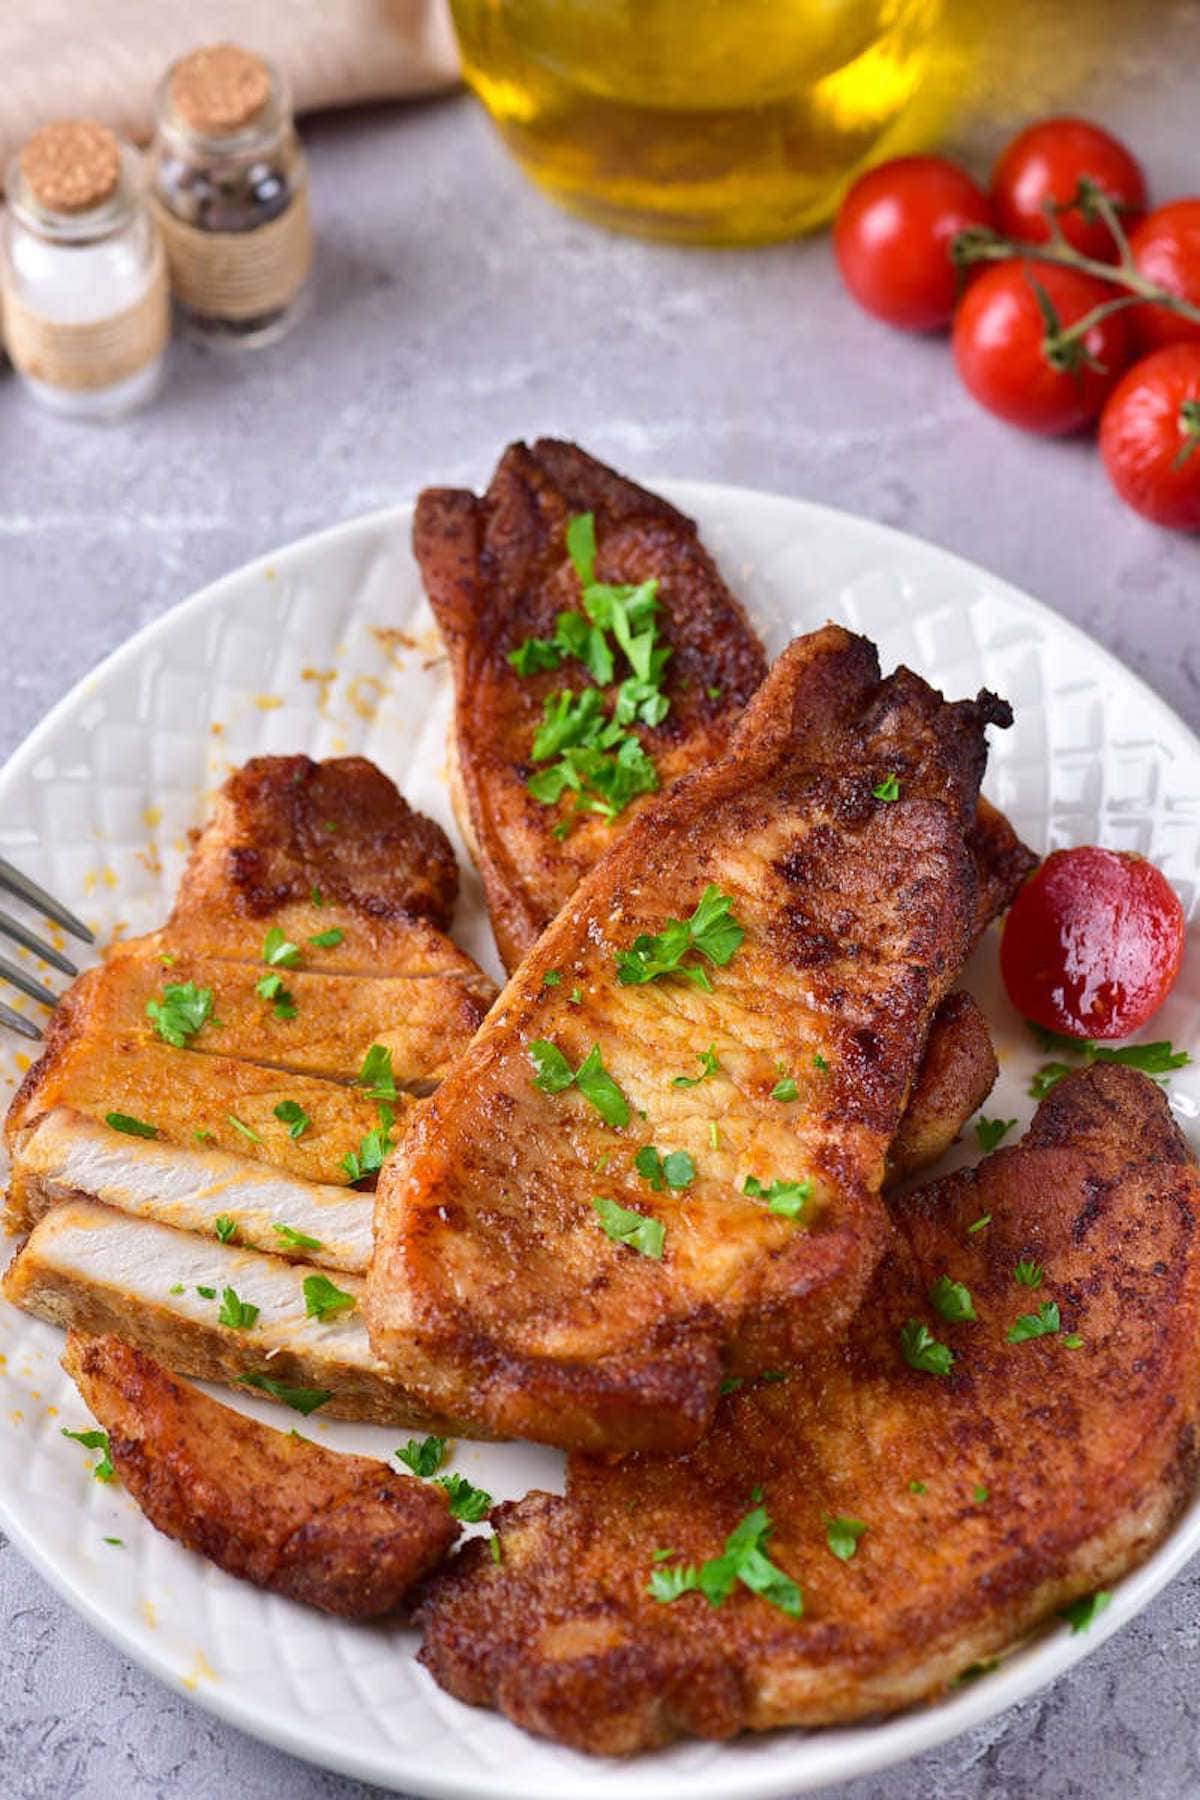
left=0, top=856, right=94, bottom=944
left=0, top=908, right=78, bottom=977
left=0, top=951, right=59, bottom=1008
left=0, top=998, right=41, bottom=1042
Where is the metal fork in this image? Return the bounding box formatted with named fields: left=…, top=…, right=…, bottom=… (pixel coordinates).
left=0, top=857, right=94, bottom=1041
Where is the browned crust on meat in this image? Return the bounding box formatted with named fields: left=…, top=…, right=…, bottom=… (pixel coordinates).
left=414, top=439, right=769, bottom=970
left=888, top=991, right=998, bottom=1182
left=416, top=1066, right=1200, bottom=1753
left=968, top=796, right=1038, bottom=935
left=63, top=1332, right=458, bottom=1616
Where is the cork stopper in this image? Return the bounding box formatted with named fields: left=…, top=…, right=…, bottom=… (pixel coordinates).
left=169, top=44, right=272, bottom=138
left=19, top=120, right=120, bottom=215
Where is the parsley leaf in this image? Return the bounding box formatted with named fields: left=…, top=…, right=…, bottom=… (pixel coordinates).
left=975, top=1115, right=1016, bottom=1153
left=262, top=926, right=301, bottom=969
left=967, top=1213, right=991, bottom=1235
left=255, top=971, right=297, bottom=1019
left=825, top=1516, right=868, bottom=1562
left=61, top=1427, right=115, bottom=1482
left=214, top=1214, right=236, bottom=1244
left=303, top=1273, right=356, bottom=1322
left=217, top=1286, right=259, bottom=1330
left=1007, top=1301, right=1060, bottom=1342
left=273, top=1100, right=311, bottom=1141
left=341, top=1101, right=396, bottom=1181
left=145, top=980, right=215, bottom=1047
left=900, top=1318, right=954, bottom=1375
left=528, top=1040, right=630, bottom=1127
left=308, top=927, right=344, bottom=948
left=616, top=887, right=745, bottom=989
left=973, top=1484, right=990, bottom=1504
left=104, top=1111, right=157, bottom=1139
left=489, top=1534, right=503, bottom=1564
left=358, top=1043, right=396, bottom=1101
left=929, top=1274, right=976, bottom=1323
left=1030, top=1060, right=1073, bottom=1099
left=1014, top=1258, right=1044, bottom=1288
left=227, top=1114, right=262, bottom=1145
left=1029, top=1036, right=1190, bottom=1102
left=196, top=1284, right=216, bottom=1299
left=813, top=1052, right=829, bottom=1072
left=743, top=1176, right=811, bottom=1220
left=272, top=1222, right=322, bottom=1252
left=908, top=1479, right=927, bottom=1495
left=770, top=1075, right=798, bottom=1102
left=634, top=1146, right=695, bottom=1191
left=872, top=773, right=901, bottom=802
left=1059, top=1590, right=1111, bottom=1634
left=648, top=1506, right=803, bottom=1619
left=237, top=1372, right=331, bottom=1415
left=542, top=969, right=563, bottom=987
left=1063, top=1333, right=1085, bottom=1349
left=397, top=1435, right=448, bottom=1477
left=672, top=1045, right=720, bottom=1088
left=434, top=1473, right=493, bottom=1522
left=528, top=1038, right=574, bottom=1093
left=593, top=1194, right=665, bottom=1260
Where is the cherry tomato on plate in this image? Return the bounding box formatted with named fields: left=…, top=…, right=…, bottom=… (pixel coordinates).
left=991, top=116, right=1146, bottom=262
left=1129, top=199, right=1200, bottom=350
left=1100, top=344, right=1200, bottom=529
left=1001, top=846, right=1186, bottom=1040
left=834, top=156, right=994, bottom=331
left=952, top=262, right=1134, bottom=434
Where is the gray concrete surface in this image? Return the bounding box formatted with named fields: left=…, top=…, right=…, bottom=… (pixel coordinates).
left=2, top=7, right=1199, bottom=1795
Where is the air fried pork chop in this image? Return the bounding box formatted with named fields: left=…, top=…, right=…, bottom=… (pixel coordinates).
left=369, top=625, right=1014, bottom=1453
left=414, top=439, right=769, bottom=971
left=63, top=1332, right=459, bottom=1616
left=418, top=1065, right=1200, bottom=1753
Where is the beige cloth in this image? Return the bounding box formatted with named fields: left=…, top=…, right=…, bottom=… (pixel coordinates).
left=0, top=1, right=460, bottom=180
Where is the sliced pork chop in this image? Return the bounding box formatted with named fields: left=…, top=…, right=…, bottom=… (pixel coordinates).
left=369, top=625, right=1012, bottom=1453
left=415, top=439, right=769, bottom=972
left=418, top=1066, right=1200, bottom=1754
left=63, top=1332, right=458, bottom=1618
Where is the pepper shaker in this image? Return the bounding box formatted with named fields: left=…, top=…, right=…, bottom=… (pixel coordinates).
left=0, top=120, right=168, bottom=418
left=149, top=43, right=313, bottom=348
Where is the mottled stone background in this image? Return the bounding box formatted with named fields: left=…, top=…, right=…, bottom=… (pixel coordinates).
left=2, top=4, right=1198, bottom=1794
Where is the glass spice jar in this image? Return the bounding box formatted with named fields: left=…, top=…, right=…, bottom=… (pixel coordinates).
left=0, top=120, right=168, bottom=419
left=149, top=43, right=313, bottom=348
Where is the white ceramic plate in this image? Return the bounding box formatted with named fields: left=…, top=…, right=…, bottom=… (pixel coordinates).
left=1, top=483, right=1197, bottom=1800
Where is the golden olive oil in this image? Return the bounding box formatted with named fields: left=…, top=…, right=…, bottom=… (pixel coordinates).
left=449, top=0, right=949, bottom=243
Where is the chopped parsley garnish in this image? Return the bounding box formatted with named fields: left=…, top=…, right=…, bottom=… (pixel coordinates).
left=196, top=1284, right=216, bottom=1299
left=434, top=1474, right=493, bottom=1521
left=975, top=1115, right=1016, bottom=1153
left=169, top=1283, right=185, bottom=1295
left=214, top=1214, right=237, bottom=1244
left=900, top=1318, right=955, bottom=1375
left=309, top=927, right=343, bottom=948
left=568, top=985, right=583, bottom=1005
left=358, top=1043, right=396, bottom=1101
left=973, top=1484, right=990, bottom=1504
left=237, top=1372, right=331, bottom=1415
left=262, top=926, right=301, bottom=969
left=1059, top=1590, right=1111, bottom=1634
left=743, top=1176, right=811, bottom=1220
left=1013, top=1258, right=1044, bottom=1288
left=103, top=1537, right=124, bottom=1547
left=672, top=1045, right=720, bottom=1088
left=528, top=1039, right=630, bottom=1127
left=908, top=1479, right=927, bottom=1495
left=825, top=1516, right=868, bottom=1562
left=967, top=1213, right=991, bottom=1235
left=542, top=970, right=562, bottom=987
left=146, top=980, right=215, bottom=1047
left=62, top=1427, right=114, bottom=1482
left=272, top=1222, right=322, bottom=1252
left=1007, top=1301, right=1060, bottom=1342
left=648, top=1506, right=802, bottom=1618
left=273, top=1100, right=311, bottom=1141
left=489, top=1534, right=503, bottom=1564
left=255, top=971, right=297, bottom=1019
left=770, top=1075, right=798, bottom=1102
left=813, top=1052, right=829, bottom=1072
left=1063, top=1333, right=1084, bottom=1349
left=342, top=1101, right=396, bottom=1181
left=1030, top=1060, right=1073, bottom=1099
left=953, top=1658, right=999, bottom=1686
left=872, top=773, right=901, bottom=802
left=719, top=1376, right=744, bottom=1396
left=218, top=1287, right=259, bottom=1330
left=227, top=1114, right=262, bottom=1145
left=105, top=1111, right=157, bottom=1139
left=634, top=1146, right=695, bottom=1191
left=310, top=886, right=323, bottom=907
left=615, top=886, right=745, bottom=990
left=593, top=1194, right=665, bottom=1260
left=303, top=1273, right=356, bottom=1321
left=195, top=1128, right=214, bottom=1143
left=760, top=1370, right=788, bottom=1384
left=929, top=1274, right=976, bottom=1324
left=1028, top=1029, right=1190, bottom=1099
left=397, top=1435, right=448, bottom=1476
left=709, top=1120, right=720, bottom=1150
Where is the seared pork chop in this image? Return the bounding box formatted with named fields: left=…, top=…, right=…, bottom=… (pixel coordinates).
left=369, top=625, right=1013, bottom=1452
left=418, top=1065, right=1200, bottom=1753
left=414, top=439, right=769, bottom=972
left=63, top=1332, right=458, bottom=1616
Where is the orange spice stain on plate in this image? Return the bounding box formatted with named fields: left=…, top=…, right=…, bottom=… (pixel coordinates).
left=141, top=1599, right=158, bottom=1629
left=301, top=667, right=338, bottom=716
left=371, top=625, right=418, bottom=670
left=83, top=869, right=119, bottom=896
left=142, top=806, right=163, bottom=830
left=182, top=1649, right=219, bottom=1690
left=345, top=674, right=387, bottom=723
left=254, top=695, right=284, bottom=712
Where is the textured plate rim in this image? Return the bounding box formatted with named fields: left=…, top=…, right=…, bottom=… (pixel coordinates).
left=1, top=479, right=1197, bottom=1800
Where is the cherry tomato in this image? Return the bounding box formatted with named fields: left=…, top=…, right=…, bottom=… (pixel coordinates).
left=1129, top=199, right=1200, bottom=350
left=1001, top=847, right=1185, bottom=1040
left=834, top=156, right=994, bottom=331
left=952, top=262, right=1133, bottom=434
left=991, top=116, right=1146, bottom=262
left=1100, top=345, right=1200, bottom=529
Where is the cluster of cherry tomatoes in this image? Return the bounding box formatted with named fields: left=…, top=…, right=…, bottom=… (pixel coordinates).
left=834, top=117, right=1200, bottom=530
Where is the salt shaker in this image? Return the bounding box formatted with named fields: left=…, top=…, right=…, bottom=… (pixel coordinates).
left=149, top=44, right=313, bottom=348
left=0, top=121, right=168, bottom=419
